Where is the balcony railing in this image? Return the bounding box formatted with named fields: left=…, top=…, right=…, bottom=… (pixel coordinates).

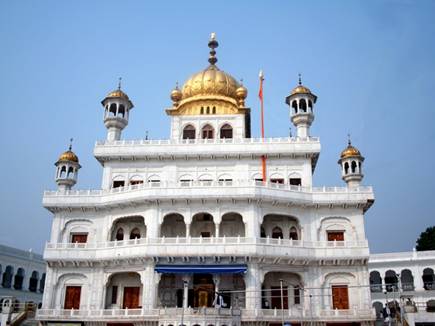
left=44, top=237, right=369, bottom=261
left=44, top=179, right=373, bottom=197
left=46, top=237, right=369, bottom=250
left=95, top=136, right=320, bottom=147
left=36, top=307, right=375, bottom=322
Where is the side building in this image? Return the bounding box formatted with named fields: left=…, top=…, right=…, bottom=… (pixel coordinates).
left=369, top=249, right=435, bottom=326
left=37, top=34, right=375, bottom=326
left=0, top=244, right=46, bottom=306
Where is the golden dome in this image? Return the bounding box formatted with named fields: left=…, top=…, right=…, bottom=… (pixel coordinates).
left=58, top=150, right=79, bottom=163
left=170, top=85, right=182, bottom=103
left=106, top=89, right=130, bottom=101
left=340, top=142, right=362, bottom=159
left=291, top=84, right=312, bottom=95
left=181, top=65, right=241, bottom=100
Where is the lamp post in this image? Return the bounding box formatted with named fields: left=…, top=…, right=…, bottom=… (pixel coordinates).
left=280, top=279, right=285, bottom=326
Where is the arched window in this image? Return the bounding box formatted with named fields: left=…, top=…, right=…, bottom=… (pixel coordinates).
left=212, top=106, right=216, bottom=114
left=299, top=99, right=307, bottom=112
left=292, top=100, right=298, bottom=114
left=182, top=125, right=196, bottom=140
left=370, top=271, right=382, bottom=292
left=423, top=268, right=435, bottom=290
left=401, top=269, right=414, bottom=291
left=109, top=103, right=117, bottom=116
left=14, top=268, right=25, bottom=290
left=351, top=161, right=357, bottom=173
left=271, top=227, right=283, bottom=239
left=118, top=104, right=125, bottom=118
left=200, top=107, right=204, bottom=114
left=67, top=166, right=74, bottom=178
left=220, top=124, right=233, bottom=139
left=385, top=270, right=398, bottom=292
left=202, top=124, right=214, bottom=139
left=2, top=266, right=14, bottom=288
left=60, top=166, right=66, bottom=178
left=116, top=228, right=124, bottom=241
left=344, top=162, right=349, bottom=174
left=289, top=227, right=298, bottom=240
left=130, top=228, right=141, bottom=239
left=206, top=107, right=210, bottom=114
left=308, top=100, right=313, bottom=111
left=29, top=271, right=39, bottom=292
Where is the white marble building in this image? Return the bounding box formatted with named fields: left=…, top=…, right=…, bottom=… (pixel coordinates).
left=0, top=244, right=46, bottom=305
left=369, top=250, right=435, bottom=325
left=37, top=34, right=376, bottom=326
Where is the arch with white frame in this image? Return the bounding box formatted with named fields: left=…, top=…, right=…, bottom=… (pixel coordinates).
left=318, top=216, right=357, bottom=242
left=53, top=273, right=88, bottom=310
left=60, top=219, right=93, bottom=243
left=261, top=213, right=301, bottom=240
left=321, top=272, right=356, bottom=310
left=109, top=215, right=146, bottom=241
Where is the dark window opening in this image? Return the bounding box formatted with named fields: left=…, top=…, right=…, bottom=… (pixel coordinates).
left=289, top=178, right=302, bottom=186
left=113, top=180, right=125, bottom=188
left=327, top=231, right=344, bottom=241
left=116, top=228, right=124, bottom=241
left=220, top=124, right=233, bottom=139
left=130, top=228, right=141, bottom=239
left=71, top=233, right=88, bottom=243
left=202, top=125, right=214, bottom=139
left=271, top=227, right=283, bottom=239
left=270, top=178, right=284, bottom=184
left=130, top=180, right=144, bottom=185
left=183, top=125, right=196, bottom=139
left=111, top=286, right=118, bottom=304
left=289, top=227, right=298, bottom=240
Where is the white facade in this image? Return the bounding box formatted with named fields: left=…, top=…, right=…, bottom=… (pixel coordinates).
left=369, top=250, right=435, bottom=325
left=37, top=35, right=376, bottom=326
left=0, top=244, right=46, bottom=305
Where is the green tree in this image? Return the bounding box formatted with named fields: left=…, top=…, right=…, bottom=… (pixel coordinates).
left=416, top=226, right=435, bottom=251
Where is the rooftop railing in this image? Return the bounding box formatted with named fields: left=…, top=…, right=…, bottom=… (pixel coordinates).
left=95, top=137, right=320, bottom=147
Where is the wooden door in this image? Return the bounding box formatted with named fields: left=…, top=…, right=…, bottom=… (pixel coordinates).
left=271, top=287, right=288, bottom=309
left=64, top=286, right=81, bottom=309
left=123, top=287, right=140, bottom=308
left=328, top=231, right=344, bottom=241
left=71, top=233, right=88, bottom=243
left=331, top=285, right=349, bottom=309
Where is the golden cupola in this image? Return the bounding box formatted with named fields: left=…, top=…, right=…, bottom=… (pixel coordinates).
left=340, top=140, right=363, bottom=159
left=167, top=33, right=248, bottom=116
left=57, top=149, right=79, bottom=163
left=55, top=140, right=81, bottom=191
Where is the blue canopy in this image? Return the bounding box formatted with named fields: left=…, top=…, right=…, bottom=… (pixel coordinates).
left=155, top=264, right=247, bottom=274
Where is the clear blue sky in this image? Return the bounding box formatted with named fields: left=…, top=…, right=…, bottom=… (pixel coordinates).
left=0, top=0, right=434, bottom=254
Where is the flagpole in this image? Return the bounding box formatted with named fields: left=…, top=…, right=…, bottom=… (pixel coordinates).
left=259, top=70, right=267, bottom=184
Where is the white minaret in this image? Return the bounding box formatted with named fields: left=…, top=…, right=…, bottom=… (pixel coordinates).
left=338, top=138, right=365, bottom=188
left=101, top=79, right=134, bottom=141
left=55, top=140, right=81, bottom=191
left=285, top=75, right=317, bottom=138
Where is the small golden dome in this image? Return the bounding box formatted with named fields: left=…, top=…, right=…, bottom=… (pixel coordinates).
left=236, top=85, right=248, bottom=100
left=181, top=65, right=241, bottom=100
left=58, top=150, right=79, bottom=163
left=170, top=85, right=182, bottom=102
left=291, top=84, right=312, bottom=95
left=340, top=142, right=362, bottom=159
left=106, top=89, right=130, bottom=101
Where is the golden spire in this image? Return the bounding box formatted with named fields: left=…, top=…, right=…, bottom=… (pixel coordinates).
left=298, top=73, right=302, bottom=85
left=118, top=77, right=122, bottom=90
left=208, top=32, right=218, bottom=66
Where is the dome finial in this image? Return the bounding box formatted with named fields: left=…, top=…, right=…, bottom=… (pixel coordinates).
left=347, top=133, right=352, bottom=146
left=298, top=73, right=302, bottom=85
left=69, top=138, right=73, bottom=151
left=208, top=32, right=219, bottom=65
left=118, top=77, right=122, bottom=90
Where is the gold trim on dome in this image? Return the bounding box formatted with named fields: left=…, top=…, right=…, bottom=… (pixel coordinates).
left=167, top=97, right=247, bottom=116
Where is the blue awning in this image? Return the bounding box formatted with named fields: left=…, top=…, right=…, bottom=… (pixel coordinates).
left=155, top=264, right=247, bottom=274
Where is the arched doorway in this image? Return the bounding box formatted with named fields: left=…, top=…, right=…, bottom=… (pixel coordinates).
left=193, top=274, right=215, bottom=307
left=401, top=269, right=414, bottom=291
left=369, top=271, right=382, bottom=292
left=190, top=213, right=214, bottom=237
left=423, top=268, right=435, bottom=290
left=105, top=272, right=142, bottom=309
left=219, top=213, right=245, bottom=237
left=262, top=272, right=302, bottom=309
left=161, top=213, right=186, bottom=237
left=385, top=270, right=398, bottom=292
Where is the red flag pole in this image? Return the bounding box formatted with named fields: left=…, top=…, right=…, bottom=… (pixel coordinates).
left=259, top=70, right=267, bottom=184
